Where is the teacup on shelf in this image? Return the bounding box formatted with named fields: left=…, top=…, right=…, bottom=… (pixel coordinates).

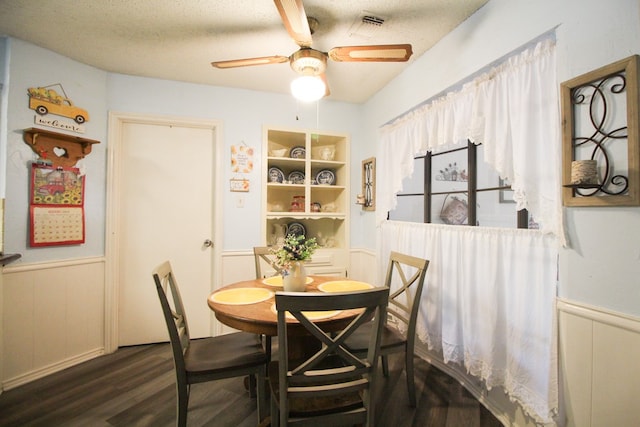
left=321, top=202, right=336, bottom=212
left=319, top=146, right=335, bottom=161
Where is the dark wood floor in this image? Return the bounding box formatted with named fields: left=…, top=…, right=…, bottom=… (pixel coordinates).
left=0, top=343, right=503, bottom=427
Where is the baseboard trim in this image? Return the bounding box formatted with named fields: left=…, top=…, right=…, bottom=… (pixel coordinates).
left=2, top=347, right=105, bottom=391
left=2, top=256, right=105, bottom=274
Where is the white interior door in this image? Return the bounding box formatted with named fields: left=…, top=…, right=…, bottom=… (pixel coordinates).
left=117, top=119, right=215, bottom=346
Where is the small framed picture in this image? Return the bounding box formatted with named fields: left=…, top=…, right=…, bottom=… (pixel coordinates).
left=230, top=178, right=250, bottom=192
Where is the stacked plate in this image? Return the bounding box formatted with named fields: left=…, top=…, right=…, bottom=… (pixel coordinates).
left=315, top=169, right=335, bottom=185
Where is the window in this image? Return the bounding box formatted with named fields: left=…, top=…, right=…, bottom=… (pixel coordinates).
left=388, top=142, right=536, bottom=229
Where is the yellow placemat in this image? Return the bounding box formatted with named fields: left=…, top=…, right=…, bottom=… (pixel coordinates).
left=210, top=288, right=273, bottom=305
left=262, top=276, right=313, bottom=287
left=270, top=303, right=340, bottom=320
left=317, top=280, right=374, bottom=293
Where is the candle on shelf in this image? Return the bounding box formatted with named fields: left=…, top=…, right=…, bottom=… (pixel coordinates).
left=570, top=160, right=598, bottom=185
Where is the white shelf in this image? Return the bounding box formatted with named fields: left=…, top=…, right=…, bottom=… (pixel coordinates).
left=262, top=126, right=350, bottom=276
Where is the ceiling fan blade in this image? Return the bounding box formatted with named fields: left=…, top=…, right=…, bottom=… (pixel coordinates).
left=328, top=44, right=413, bottom=62
left=274, top=0, right=312, bottom=47
left=211, top=55, right=289, bottom=69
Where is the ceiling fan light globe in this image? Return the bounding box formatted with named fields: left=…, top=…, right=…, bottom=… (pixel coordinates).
left=291, top=76, right=326, bottom=102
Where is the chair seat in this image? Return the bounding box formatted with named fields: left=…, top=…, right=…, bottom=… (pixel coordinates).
left=185, top=333, right=267, bottom=375
left=345, top=322, right=407, bottom=353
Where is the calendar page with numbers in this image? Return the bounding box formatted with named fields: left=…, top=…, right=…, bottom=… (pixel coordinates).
left=30, top=206, right=85, bottom=246
left=29, top=163, right=85, bottom=247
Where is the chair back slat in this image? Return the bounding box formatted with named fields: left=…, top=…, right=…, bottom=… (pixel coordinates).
left=253, top=246, right=283, bottom=279
left=384, top=252, right=429, bottom=335
left=274, top=287, right=389, bottom=426
left=152, top=261, right=190, bottom=370
left=289, top=377, right=369, bottom=397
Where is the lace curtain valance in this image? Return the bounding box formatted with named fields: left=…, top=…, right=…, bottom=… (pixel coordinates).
left=377, top=37, right=565, bottom=244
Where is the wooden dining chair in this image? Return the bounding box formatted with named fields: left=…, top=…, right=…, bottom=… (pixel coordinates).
left=345, top=251, right=429, bottom=407
left=253, top=246, right=283, bottom=279
left=269, top=287, right=390, bottom=427
left=152, top=261, right=268, bottom=427
left=253, top=246, right=282, bottom=362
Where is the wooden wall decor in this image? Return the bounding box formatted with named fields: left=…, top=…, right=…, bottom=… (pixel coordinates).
left=561, top=55, right=640, bottom=206
left=23, top=128, right=100, bottom=168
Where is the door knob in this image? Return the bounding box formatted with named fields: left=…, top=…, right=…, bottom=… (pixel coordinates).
left=203, top=239, right=213, bottom=248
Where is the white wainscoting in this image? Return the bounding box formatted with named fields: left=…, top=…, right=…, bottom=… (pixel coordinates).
left=557, top=298, right=640, bottom=427
left=347, top=248, right=379, bottom=284
left=1, top=257, right=105, bottom=391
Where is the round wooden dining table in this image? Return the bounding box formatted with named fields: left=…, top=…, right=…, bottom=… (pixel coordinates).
left=207, top=276, right=372, bottom=359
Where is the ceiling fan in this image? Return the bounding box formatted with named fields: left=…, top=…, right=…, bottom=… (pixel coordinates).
left=211, top=0, right=413, bottom=101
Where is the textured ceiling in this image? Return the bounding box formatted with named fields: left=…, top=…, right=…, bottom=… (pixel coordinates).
left=0, top=0, right=488, bottom=103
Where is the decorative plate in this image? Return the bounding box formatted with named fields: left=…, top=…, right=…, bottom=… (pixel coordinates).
left=209, top=288, right=274, bottom=305
left=315, top=169, right=335, bottom=185
left=263, top=276, right=313, bottom=287
left=287, top=222, right=306, bottom=237
left=318, top=281, right=374, bottom=293
left=270, top=303, right=341, bottom=320
left=288, top=170, right=305, bottom=185
left=268, top=167, right=285, bottom=183
left=289, top=146, right=306, bottom=159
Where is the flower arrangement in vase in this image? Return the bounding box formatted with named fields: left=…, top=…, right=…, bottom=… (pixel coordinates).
left=272, top=234, right=318, bottom=291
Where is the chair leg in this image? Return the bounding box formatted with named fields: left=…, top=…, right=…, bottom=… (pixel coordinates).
left=177, top=383, right=189, bottom=427
left=256, top=367, right=267, bottom=424
left=248, top=374, right=257, bottom=398
left=381, top=354, right=389, bottom=377
left=270, top=392, right=279, bottom=427
left=406, top=350, right=416, bottom=407
left=264, top=335, right=272, bottom=365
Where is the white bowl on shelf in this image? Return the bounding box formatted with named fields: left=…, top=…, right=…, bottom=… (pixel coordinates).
left=269, top=148, right=287, bottom=157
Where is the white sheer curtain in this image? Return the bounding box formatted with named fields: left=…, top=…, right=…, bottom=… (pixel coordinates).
left=380, top=221, right=558, bottom=424
left=377, top=37, right=564, bottom=244
left=374, top=37, right=562, bottom=424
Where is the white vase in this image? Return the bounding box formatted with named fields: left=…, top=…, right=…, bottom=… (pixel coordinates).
left=282, top=261, right=307, bottom=292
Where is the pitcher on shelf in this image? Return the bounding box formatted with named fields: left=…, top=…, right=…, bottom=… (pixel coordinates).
left=272, top=223, right=287, bottom=246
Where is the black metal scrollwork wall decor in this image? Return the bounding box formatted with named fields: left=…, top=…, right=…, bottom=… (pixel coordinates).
left=362, top=157, right=376, bottom=211
left=571, top=72, right=629, bottom=196
left=561, top=55, right=640, bottom=207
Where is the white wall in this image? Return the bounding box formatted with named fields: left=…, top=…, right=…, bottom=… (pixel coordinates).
left=361, top=0, right=640, bottom=317
left=106, top=74, right=363, bottom=251
left=4, top=38, right=108, bottom=264
left=1, top=37, right=8, bottom=199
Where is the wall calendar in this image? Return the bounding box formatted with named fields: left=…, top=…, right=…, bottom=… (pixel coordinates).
left=29, top=163, right=85, bottom=246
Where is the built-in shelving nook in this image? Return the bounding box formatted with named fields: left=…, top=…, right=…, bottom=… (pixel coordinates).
left=262, top=126, right=349, bottom=276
